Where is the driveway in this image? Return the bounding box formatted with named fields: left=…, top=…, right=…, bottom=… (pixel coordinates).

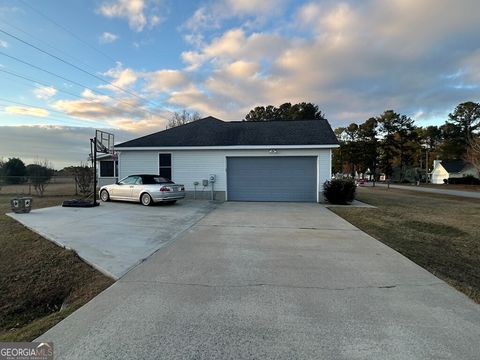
left=38, top=202, right=480, bottom=359
left=8, top=200, right=215, bottom=278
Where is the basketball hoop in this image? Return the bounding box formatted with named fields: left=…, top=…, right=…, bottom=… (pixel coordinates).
left=95, top=130, right=114, bottom=154
left=89, top=130, right=116, bottom=206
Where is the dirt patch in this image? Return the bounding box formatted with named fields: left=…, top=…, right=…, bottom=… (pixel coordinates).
left=0, top=195, right=114, bottom=341
left=330, top=187, right=480, bottom=303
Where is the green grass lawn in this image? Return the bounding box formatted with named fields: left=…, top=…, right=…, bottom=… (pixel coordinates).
left=330, top=187, right=480, bottom=303
left=0, top=195, right=114, bottom=341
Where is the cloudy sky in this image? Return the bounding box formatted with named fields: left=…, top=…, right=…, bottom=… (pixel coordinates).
left=0, top=0, right=479, bottom=168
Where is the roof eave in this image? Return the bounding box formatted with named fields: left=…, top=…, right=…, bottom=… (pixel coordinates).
left=115, top=144, right=339, bottom=151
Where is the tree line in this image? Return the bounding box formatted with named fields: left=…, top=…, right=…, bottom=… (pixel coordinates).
left=0, top=158, right=55, bottom=196
left=168, top=101, right=480, bottom=183
left=0, top=158, right=93, bottom=197
left=333, top=101, right=480, bottom=182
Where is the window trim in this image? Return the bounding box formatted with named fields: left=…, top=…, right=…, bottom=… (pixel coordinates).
left=158, top=152, right=173, bottom=180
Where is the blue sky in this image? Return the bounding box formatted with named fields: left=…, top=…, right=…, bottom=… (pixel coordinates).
left=0, top=0, right=479, bottom=168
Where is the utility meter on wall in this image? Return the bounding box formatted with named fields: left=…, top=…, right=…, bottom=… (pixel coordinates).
left=209, top=174, right=216, bottom=183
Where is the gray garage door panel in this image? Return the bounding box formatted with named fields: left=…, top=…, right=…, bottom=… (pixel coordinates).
left=227, top=156, right=317, bottom=202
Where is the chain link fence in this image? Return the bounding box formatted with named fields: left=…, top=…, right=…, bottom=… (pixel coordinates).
left=0, top=176, right=87, bottom=197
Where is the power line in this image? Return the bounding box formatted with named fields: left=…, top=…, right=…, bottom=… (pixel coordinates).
left=0, top=109, right=86, bottom=127
left=1, top=18, right=100, bottom=74
left=0, top=97, right=96, bottom=126
left=0, top=68, right=87, bottom=100
left=0, top=27, right=169, bottom=112
left=0, top=51, right=162, bottom=118
left=18, top=0, right=117, bottom=64
left=0, top=97, right=84, bottom=118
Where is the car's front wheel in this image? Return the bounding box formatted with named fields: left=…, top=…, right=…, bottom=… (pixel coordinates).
left=100, top=189, right=110, bottom=202
left=140, top=193, right=152, bottom=206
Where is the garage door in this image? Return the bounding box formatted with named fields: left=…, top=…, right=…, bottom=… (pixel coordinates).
left=227, top=156, right=317, bottom=202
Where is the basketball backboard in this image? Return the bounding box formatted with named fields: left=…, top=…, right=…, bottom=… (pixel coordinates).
left=95, top=130, right=114, bottom=154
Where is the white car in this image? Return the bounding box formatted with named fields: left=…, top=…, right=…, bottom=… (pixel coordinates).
left=99, top=174, right=186, bottom=206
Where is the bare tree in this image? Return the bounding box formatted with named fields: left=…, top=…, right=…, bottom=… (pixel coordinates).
left=67, top=164, right=94, bottom=197
left=167, top=110, right=201, bottom=129
left=0, top=157, right=4, bottom=193
left=465, top=135, right=480, bottom=173
left=26, top=160, right=54, bottom=197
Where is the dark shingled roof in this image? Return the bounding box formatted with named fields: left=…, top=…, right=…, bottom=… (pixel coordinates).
left=116, top=116, right=339, bottom=148
left=441, top=160, right=469, bottom=173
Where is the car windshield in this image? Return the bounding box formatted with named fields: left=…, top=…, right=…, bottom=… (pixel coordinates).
left=141, top=176, right=174, bottom=184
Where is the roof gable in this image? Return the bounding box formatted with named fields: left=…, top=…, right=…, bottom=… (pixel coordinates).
left=441, top=160, right=469, bottom=173
left=116, top=116, right=339, bottom=148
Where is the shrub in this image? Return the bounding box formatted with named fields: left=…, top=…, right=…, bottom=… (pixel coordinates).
left=447, top=175, right=480, bottom=185
left=73, top=165, right=94, bottom=196
left=3, top=158, right=27, bottom=184
left=323, top=178, right=356, bottom=204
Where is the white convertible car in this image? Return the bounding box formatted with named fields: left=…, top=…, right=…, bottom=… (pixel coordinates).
left=99, top=174, right=186, bottom=206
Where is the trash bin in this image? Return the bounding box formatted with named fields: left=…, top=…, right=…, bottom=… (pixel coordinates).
left=11, top=197, right=33, bottom=213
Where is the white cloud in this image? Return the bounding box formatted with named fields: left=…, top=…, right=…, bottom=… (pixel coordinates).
left=144, top=70, right=190, bottom=93
left=99, top=32, right=119, bottom=43
left=33, top=86, right=57, bottom=100
left=150, top=14, right=161, bottom=27
left=167, top=84, right=232, bottom=119
left=52, top=86, right=172, bottom=133
left=224, top=60, right=260, bottom=78
left=184, top=0, right=285, bottom=32
left=39, top=0, right=480, bottom=134
left=0, top=40, right=8, bottom=48
left=97, top=0, right=163, bottom=32
left=100, top=62, right=138, bottom=91
left=167, top=0, right=480, bottom=125
left=5, top=106, right=49, bottom=117
left=53, top=91, right=138, bottom=120
left=225, top=0, right=280, bottom=14
left=181, top=28, right=284, bottom=69
left=105, top=110, right=171, bottom=132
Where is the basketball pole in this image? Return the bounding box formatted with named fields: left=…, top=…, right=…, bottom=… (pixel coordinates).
left=93, top=136, right=98, bottom=205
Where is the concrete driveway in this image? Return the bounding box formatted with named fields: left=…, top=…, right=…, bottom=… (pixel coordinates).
left=38, top=202, right=480, bottom=359
left=8, top=200, right=215, bottom=278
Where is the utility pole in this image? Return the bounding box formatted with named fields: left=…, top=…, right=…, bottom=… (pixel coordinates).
left=422, top=143, right=430, bottom=184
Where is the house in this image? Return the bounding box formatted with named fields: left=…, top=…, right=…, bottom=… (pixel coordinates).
left=430, top=159, right=479, bottom=184
left=111, top=116, right=339, bottom=202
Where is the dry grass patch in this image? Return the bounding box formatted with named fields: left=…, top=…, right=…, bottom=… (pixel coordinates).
left=330, top=187, right=480, bottom=303
left=0, top=195, right=114, bottom=341
left=395, top=183, right=480, bottom=192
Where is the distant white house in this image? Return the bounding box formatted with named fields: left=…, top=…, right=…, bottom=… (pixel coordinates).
left=430, top=159, right=479, bottom=184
